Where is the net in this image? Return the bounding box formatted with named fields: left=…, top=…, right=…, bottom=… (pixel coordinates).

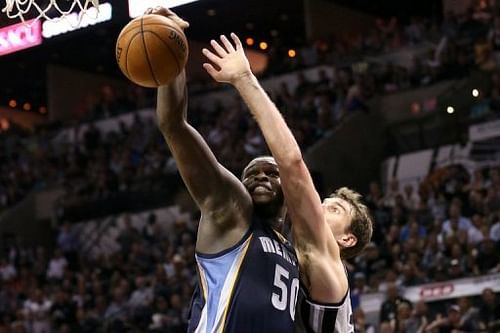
left=2, top=0, right=100, bottom=26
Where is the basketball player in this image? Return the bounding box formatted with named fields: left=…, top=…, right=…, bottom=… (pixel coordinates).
left=202, top=33, right=373, bottom=333
left=152, top=8, right=299, bottom=333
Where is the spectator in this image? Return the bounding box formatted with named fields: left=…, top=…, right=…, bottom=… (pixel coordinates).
left=50, top=288, right=77, bottom=331
left=354, top=308, right=376, bottom=333
left=128, top=275, right=154, bottom=309
left=476, top=238, right=500, bottom=273
left=117, top=215, right=140, bottom=256
left=0, top=259, right=16, bottom=282
left=23, top=289, right=52, bottom=333
left=395, top=301, right=412, bottom=332
left=380, top=283, right=411, bottom=324
left=403, top=183, right=420, bottom=211
left=406, top=300, right=430, bottom=333
left=46, top=249, right=68, bottom=281
left=490, top=214, right=500, bottom=242
left=383, top=178, right=402, bottom=209
left=425, top=304, right=475, bottom=332
left=456, top=296, right=482, bottom=331
left=57, top=222, right=79, bottom=269
left=441, top=203, right=472, bottom=239
left=467, top=213, right=486, bottom=245
left=104, top=287, right=129, bottom=323
left=149, top=296, right=170, bottom=332
left=165, top=293, right=187, bottom=333
left=479, top=288, right=500, bottom=329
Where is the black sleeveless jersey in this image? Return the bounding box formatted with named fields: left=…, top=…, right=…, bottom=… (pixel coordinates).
left=295, top=282, right=354, bottom=333
left=188, top=217, right=300, bottom=333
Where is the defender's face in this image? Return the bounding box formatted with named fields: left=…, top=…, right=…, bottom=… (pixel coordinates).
left=322, top=197, right=353, bottom=239
left=242, top=160, right=282, bottom=205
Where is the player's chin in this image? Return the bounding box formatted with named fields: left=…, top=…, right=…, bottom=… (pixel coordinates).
left=251, top=193, right=275, bottom=204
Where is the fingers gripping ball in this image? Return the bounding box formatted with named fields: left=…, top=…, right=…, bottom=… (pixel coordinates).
left=116, top=14, right=189, bottom=88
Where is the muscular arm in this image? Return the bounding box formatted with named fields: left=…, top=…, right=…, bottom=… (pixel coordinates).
left=233, top=74, right=330, bottom=249
left=157, top=71, right=251, bottom=252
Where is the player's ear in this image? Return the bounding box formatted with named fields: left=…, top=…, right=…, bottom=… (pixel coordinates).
left=340, top=233, right=357, bottom=248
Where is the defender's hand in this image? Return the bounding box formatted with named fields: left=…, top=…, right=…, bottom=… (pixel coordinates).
left=145, top=6, right=189, bottom=30
left=202, top=33, right=252, bottom=85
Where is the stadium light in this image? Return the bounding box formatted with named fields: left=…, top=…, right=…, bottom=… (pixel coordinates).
left=446, top=106, right=455, bottom=114
left=472, top=89, right=479, bottom=97
left=259, top=42, right=268, bottom=50
left=0, top=118, right=9, bottom=131
left=288, top=49, right=296, bottom=58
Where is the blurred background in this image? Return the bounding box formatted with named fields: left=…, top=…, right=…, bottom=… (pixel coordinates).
left=0, top=0, right=499, bottom=332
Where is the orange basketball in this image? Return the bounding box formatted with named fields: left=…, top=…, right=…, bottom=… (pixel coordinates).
left=115, top=14, right=189, bottom=88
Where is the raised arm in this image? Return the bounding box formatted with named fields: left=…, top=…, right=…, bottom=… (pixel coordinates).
left=155, top=17, right=251, bottom=252
left=202, top=34, right=335, bottom=255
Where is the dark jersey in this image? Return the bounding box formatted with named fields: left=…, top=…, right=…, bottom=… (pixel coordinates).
left=295, top=281, right=354, bottom=333
left=188, top=217, right=300, bottom=333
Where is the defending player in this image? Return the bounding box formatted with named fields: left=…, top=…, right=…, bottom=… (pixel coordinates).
left=202, top=33, right=373, bottom=333
left=153, top=9, right=299, bottom=333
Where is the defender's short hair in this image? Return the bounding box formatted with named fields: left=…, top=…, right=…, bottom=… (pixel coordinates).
left=330, top=187, right=373, bottom=259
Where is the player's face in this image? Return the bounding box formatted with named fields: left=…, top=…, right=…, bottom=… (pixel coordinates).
left=242, top=160, right=283, bottom=205
left=322, top=197, right=354, bottom=242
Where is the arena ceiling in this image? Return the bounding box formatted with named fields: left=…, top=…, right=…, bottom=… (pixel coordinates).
left=0, top=0, right=437, bottom=116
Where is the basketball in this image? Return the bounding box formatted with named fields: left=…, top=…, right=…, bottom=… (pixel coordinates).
left=115, top=14, right=189, bottom=88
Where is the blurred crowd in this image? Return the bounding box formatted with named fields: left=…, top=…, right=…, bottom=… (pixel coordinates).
left=0, top=213, right=199, bottom=333
left=5, top=1, right=500, bottom=213
left=1, top=163, right=499, bottom=332
left=0, top=70, right=340, bottom=219
left=0, top=2, right=500, bottom=333
left=349, top=163, right=500, bottom=332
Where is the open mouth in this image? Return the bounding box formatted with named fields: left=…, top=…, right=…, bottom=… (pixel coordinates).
left=251, top=184, right=272, bottom=194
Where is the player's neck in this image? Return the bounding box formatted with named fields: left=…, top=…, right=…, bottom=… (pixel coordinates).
left=269, top=217, right=285, bottom=232
left=254, top=204, right=285, bottom=229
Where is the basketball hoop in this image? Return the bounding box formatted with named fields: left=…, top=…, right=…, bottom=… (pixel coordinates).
left=2, top=0, right=100, bottom=26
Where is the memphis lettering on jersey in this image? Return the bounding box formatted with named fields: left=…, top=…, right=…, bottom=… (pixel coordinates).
left=259, top=237, right=297, bottom=266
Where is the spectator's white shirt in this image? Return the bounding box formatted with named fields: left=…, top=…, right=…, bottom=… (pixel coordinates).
left=490, top=221, right=500, bottom=242
left=0, top=263, right=16, bottom=281
left=46, top=257, right=67, bottom=279
left=382, top=190, right=401, bottom=208
left=23, top=299, right=52, bottom=333
left=429, top=197, right=447, bottom=221
left=404, top=193, right=420, bottom=211
left=468, top=226, right=484, bottom=245
left=128, top=287, right=153, bottom=308
left=105, top=301, right=128, bottom=321
left=442, top=216, right=472, bottom=237
left=163, top=262, right=174, bottom=278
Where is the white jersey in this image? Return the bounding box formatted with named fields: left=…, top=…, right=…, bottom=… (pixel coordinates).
left=295, top=286, right=354, bottom=333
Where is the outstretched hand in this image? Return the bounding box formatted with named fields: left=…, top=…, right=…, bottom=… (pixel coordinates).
left=145, top=6, right=189, bottom=30
left=202, top=33, right=252, bottom=85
